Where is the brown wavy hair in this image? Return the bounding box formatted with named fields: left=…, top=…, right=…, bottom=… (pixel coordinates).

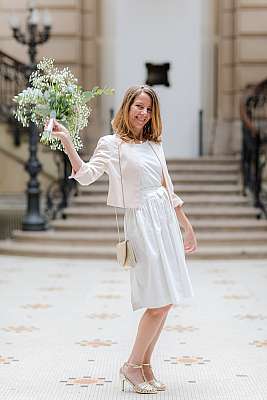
left=111, top=85, right=162, bottom=143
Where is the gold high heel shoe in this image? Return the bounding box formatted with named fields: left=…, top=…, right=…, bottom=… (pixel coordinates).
left=119, top=362, right=158, bottom=394
left=142, top=363, right=166, bottom=391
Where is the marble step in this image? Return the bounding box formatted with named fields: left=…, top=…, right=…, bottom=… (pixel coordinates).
left=0, top=240, right=266, bottom=260
left=167, top=164, right=239, bottom=173
left=93, top=174, right=239, bottom=185
left=190, top=245, right=267, bottom=260
left=78, top=157, right=240, bottom=169
left=79, top=184, right=243, bottom=195
left=71, top=194, right=250, bottom=207
left=166, top=156, right=240, bottom=165
left=12, top=230, right=267, bottom=246
left=62, top=206, right=261, bottom=220
left=0, top=240, right=114, bottom=259
left=85, top=164, right=241, bottom=177
left=50, top=218, right=267, bottom=232
left=0, top=193, right=46, bottom=210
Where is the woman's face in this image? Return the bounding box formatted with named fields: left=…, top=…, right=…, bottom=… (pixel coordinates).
left=128, top=92, right=152, bottom=134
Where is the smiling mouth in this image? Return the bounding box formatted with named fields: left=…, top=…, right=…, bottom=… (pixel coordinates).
left=135, top=117, right=147, bottom=123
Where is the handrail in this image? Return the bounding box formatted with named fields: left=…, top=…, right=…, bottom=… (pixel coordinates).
left=241, top=93, right=267, bottom=217
left=0, top=51, right=28, bottom=123
left=0, top=50, right=27, bottom=67
left=199, top=109, right=203, bottom=156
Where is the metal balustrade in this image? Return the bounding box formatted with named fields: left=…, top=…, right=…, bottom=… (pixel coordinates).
left=241, top=92, right=267, bottom=217
left=0, top=50, right=28, bottom=146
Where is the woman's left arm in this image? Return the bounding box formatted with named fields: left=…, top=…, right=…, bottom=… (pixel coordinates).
left=175, top=205, right=197, bottom=254
left=159, top=143, right=197, bottom=254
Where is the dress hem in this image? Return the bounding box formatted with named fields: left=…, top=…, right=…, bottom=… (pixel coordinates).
left=132, top=293, right=195, bottom=312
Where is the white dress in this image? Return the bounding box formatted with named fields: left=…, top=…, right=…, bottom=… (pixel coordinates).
left=123, top=140, right=195, bottom=311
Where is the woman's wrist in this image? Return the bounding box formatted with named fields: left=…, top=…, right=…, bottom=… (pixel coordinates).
left=61, top=133, right=72, bottom=147
left=183, top=221, right=193, bottom=233
left=175, top=206, right=192, bottom=231
left=60, top=135, right=75, bottom=156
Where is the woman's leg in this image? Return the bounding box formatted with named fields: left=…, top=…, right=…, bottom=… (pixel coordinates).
left=142, top=313, right=169, bottom=381
left=144, top=311, right=169, bottom=361
left=122, top=304, right=172, bottom=384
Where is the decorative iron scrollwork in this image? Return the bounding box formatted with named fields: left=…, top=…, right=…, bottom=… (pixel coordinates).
left=45, top=151, right=77, bottom=220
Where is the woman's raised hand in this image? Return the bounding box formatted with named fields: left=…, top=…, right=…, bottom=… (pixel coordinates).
left=44, top=119, right=70, bottom=142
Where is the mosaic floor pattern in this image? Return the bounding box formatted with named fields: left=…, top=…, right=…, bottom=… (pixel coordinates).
left=0, top=256, right=266, bottom=400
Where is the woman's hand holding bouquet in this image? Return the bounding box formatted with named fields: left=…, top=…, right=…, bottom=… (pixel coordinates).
left=45, top=119, right=70, bottom=143
left=43, top=117, right=86, bottom=175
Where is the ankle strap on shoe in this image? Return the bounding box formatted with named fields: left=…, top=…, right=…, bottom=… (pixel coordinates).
left=142, top=363, right=151, bottom=367
left=126, top=362, right=143, bottom=369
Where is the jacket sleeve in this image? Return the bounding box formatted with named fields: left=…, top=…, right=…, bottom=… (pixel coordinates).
left=161, top=144, right=184, bottom=208
left=169, top=172, right=184, bottom=208
left=68, top=136, right=110, bottom=186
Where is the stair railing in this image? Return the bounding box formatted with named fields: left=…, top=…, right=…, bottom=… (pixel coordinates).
left=241, top=93, right=267, bottom=217
left=45, top=151, right=77, bottom=220
left=0, top=50, right=29, bottom=146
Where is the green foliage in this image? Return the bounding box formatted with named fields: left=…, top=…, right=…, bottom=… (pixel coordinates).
left=82, top=87, right=115, bottom=103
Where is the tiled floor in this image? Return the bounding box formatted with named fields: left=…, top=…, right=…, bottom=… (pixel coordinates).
left=0, top=255, right=266, bottom=399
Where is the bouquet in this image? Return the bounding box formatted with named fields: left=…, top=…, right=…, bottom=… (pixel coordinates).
left=13, top=57, right=114, bottom=151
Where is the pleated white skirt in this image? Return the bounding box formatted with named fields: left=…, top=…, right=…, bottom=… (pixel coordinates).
left=124, top=185, right=195, bottom=311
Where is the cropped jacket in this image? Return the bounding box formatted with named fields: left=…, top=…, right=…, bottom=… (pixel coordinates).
left=69, top=133, right=184, bottom=209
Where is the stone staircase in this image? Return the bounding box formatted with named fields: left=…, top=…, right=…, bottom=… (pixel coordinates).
left=1, top=155, right=267, bottom=259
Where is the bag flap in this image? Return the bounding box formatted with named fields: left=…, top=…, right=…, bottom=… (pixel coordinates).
left=116, top=241, right=127, bottom=264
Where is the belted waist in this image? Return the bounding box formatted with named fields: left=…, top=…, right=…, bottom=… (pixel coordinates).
left=141, top=185, right=163, bottom=191
left=137, top=185, right=173, bottom=211
left=141, top=185, right=168, bottom=199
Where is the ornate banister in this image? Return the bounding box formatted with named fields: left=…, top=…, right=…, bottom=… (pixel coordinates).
left=241, top=91, right=267, bottom=217
left=0, top=51, right=28, bottom=114
left=0, top=51, right=28, bottom=145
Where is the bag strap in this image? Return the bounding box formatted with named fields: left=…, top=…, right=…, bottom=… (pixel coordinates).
left=115, top=143, right=126, bottom=243
left=147, top=141, right=165, bottom=186
left=148, top=142, right=174, bottom=207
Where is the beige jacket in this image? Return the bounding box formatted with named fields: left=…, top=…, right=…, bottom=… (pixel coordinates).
left=69, top=133, right=184, bottom=209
